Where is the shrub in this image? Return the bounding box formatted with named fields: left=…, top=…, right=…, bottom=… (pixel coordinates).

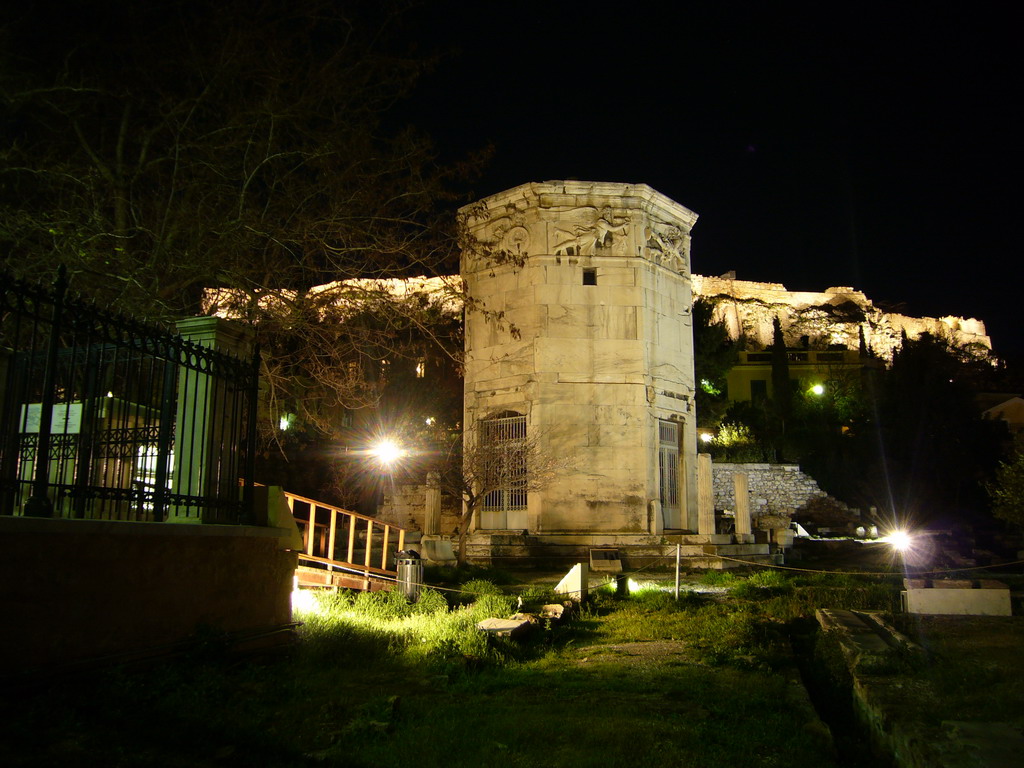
left=412, top=587, right=449, bottom=615
left=517, top=585, right=557, bottom=606
left=746, top=569, right=791, bottom=589
left=460, top=578, right=504, bottom=598
left=466, top=593, right=516, bottom=621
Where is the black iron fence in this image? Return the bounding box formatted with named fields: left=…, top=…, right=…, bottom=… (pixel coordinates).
left=0, top=268, right=260, bottom=524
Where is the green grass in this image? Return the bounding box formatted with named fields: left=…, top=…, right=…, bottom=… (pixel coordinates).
left=2, top=569, right=901, bottom=767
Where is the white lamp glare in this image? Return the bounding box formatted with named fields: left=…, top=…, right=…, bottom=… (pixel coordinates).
left=888, top=530, right=912, bottom=552
left=370, top=439, right=405, bottom=465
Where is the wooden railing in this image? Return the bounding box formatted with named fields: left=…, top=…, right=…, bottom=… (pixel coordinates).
left=283, top=490, right=407, bottom=580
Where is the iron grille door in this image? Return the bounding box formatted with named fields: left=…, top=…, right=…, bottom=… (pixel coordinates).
left=480, top=414, right=527, bottom=523
left=659, top=420, right=680, bottom=527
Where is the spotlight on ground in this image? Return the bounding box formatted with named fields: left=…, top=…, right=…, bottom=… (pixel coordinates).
left=291, top=576, right=321, bottom=616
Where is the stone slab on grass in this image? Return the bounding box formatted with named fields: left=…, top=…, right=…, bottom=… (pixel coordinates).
left=477, top=617, right=533, bottom=638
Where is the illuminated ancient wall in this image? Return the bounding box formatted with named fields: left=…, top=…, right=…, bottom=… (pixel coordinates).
left=693, top=274, right=990, bottom=360
left=460, top=181, right=699, bottom=538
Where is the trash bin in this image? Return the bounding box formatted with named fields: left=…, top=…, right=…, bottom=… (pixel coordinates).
left=396, top=549, right=423, bottom=601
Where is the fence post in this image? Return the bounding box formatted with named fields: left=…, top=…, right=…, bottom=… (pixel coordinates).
left=150, top=358, right=179, bottom=522
left=168, top=316, right=254, bottom=524
left=24, top=267, right=67, bottom=518
left=240, top=344, right=260, bottom=525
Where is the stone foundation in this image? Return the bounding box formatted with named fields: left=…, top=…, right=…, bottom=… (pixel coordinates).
left=463, top=530, right=772, bottom=570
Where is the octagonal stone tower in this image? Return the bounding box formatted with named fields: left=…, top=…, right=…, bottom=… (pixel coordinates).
left=460, top=181, right=699, bottom=553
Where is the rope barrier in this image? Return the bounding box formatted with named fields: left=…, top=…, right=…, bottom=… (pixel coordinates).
left=299, top=549, right=1024, bottom=602
left=715, top=553, right=1024, bottom=578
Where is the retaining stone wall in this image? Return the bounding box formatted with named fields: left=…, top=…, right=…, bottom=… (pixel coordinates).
left=712, top=462, right=829, bottom=515
left=378, top=483, right=461, bottom=535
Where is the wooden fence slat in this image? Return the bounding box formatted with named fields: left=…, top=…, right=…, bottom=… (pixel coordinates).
left=327, top=507, right=338, bottom=561
left=380, top=526, right=390, bottom=570
left=305, top=503, right=316, bottom=556
left=347, top=513, right=356, bottom=563
left=364, top=518, right=373, bottom=568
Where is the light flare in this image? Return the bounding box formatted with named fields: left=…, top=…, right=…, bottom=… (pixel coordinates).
left=369, top=439, right=406, bottom=466
left=291, top=576, right=322, bottom=615
left=886, top=529, right=913, bottom=552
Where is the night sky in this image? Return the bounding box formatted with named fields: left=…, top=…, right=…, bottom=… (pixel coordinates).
left=403, top=1, right=1021, bottom=358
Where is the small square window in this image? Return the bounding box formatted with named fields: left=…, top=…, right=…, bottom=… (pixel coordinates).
left=583, top=268, right=597, bottom=285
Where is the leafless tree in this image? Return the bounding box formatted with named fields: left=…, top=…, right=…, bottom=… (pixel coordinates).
left=434, top=422, right=573, bottom=564
left=0, top=0, right=481, bottom=440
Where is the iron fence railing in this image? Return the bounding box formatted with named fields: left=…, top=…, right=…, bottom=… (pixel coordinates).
left=0, top=267, right=260, bottom=524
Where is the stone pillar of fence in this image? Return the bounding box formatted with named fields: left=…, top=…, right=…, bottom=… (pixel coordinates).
left=424, top=471, right=441, bottom=536
left=697, top=453, right=715, bottom=536
left=168, top=316, right=253, bottom=524
left=420, top=471, right=456, bottom=564
left=649, top=498, right=663, bottom=535
left=732, top=471, right=753, bottom=543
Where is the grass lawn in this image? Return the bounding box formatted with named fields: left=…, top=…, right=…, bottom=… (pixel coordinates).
left=1, top=570, right=903, bottom=768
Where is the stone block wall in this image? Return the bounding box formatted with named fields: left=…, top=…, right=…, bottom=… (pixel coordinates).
left=384, top=466, right=843, bottom=534
left=711, top=462, right=830, bottom=516
left=378, top=483, right=461, bottom=536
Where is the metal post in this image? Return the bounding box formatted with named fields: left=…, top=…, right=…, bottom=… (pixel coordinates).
left=151, top=355, right=179, bottom=522
left=240, top=344, right=260, bottom=525
left=25, top=266, right=67, bottom=517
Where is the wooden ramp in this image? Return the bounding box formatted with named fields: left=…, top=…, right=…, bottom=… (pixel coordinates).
left=296, top=560, right=394, bottom=592
left=283, top=490, right=408, bottom=592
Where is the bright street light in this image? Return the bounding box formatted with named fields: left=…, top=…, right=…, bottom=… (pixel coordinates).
left=886, top=529, right=913, bottom=552
left=369, top=439, right=406, bottom=467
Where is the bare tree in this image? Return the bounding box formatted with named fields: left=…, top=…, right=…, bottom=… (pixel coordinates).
left=0, top=0, right=480, bottom=440
left=434, top=422, right=573, bottom=564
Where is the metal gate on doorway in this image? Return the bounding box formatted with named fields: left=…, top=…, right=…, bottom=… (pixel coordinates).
left=659, top=419, right=681, bottom=529
left=0, top=268, right=260, bottom=524
left=478, top=412, right=528, bottom=530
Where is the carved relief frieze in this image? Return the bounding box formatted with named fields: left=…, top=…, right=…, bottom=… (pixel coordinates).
left=504, top=225, right=531, bottom=258
left=644, top=222, right=690, bottom=274
left=478, top=203, right=534, bottom=266
left=549, top=206, right=631, bottom=257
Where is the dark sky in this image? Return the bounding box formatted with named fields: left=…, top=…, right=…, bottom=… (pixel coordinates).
left=403, top=1, right=1021, bottom=358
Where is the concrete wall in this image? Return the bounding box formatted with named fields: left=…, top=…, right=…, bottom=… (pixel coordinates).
left=0, top=516, right=296, bottom=676
left=711, top=462, right=830, bottom=515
